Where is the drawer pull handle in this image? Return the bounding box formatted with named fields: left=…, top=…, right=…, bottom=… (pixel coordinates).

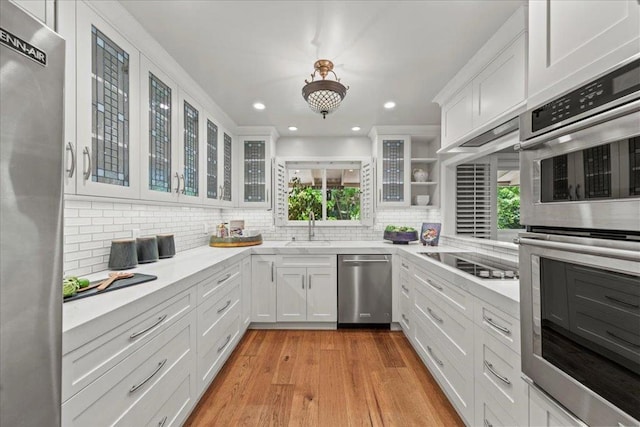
left=427, top=307, right=444, bottom=323
left=401, top=285, right=409, bottom=293
left=605, top=295, right=639, bottom=309
left=427, top=346, right=444, bottom=367
left=217, top=273, right=231, bottom=284
left=217, top=299, right=232, bottom=314
left=483, top=315, right=511, bottom=335
left=130, top=358, right=167, bottom=393
left=401, top=263, right=409, bottom=269
left=402, top=314, right=409, bottom=324
left=217, top=334, right=231, bottom=353
left=130, top=314, right=167, bottom=340
left=426, top=279, right=443, bottom=291
left=484, top=360, right=511, bottom=385
left=606, top=330, right=640, bottom=348
left=484, top=419, right=493, bottom=427
left=308, top=276, right=312, bottom=289
left=301, top=276, right=305, bottom=289
left=158, top=416, right=168, bottom=427
left=271, top=262, right=274, bottom=282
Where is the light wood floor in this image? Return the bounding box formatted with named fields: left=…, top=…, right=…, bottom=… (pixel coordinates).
left=185, top=329, right=464, bottom=427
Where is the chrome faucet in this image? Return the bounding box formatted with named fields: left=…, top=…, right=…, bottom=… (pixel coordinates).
left=308, top=211, right=315, bottom=241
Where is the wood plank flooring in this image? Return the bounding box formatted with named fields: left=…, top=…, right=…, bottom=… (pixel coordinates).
left=184, top=329, right=464, bottom=427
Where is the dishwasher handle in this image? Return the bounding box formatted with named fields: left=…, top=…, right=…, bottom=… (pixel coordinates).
left=341, top=259, right=389, bottom=264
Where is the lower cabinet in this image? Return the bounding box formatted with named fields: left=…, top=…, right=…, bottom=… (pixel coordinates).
left=62, top=310, right=198, bottom=427
left=241, top=256, right=252, bottom=331
left=251, top=254, right=276, bottom=322
left=276, top=266, right=337, bottom=322
left=529, top=384, right=585, bottom=427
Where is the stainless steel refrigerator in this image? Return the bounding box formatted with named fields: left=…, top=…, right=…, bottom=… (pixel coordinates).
left=1, top=2, right=65, bottom=426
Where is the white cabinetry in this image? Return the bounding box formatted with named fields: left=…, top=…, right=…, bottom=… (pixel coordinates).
left=251, top=255, right=276, bottom=322
left=177, top=90, right=205, bottom=204
left=58, top=0, right=77, bottom=195
left=10, top=0, right=54, bottom=27
left=434, top=7, right=526, bottom=151
left=238, top=136, right=274, bottom=208
left=529, top=384, right=585, bottom=427
left=276, top=256, right=337, bottom=322
left=75, top=2, right=140, bottom=199
left=376, top=136, right=411, bottom=207
left=528, top=0, right=640, bottom=108
left=241, top=256, right=252, bottom=331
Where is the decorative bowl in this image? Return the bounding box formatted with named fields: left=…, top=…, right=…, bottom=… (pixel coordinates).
left=383, top=230, right=419, bottom=244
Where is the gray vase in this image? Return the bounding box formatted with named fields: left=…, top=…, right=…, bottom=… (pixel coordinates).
left=108, top=239, right=138, bottom=270
left=136, top=236, right=159, bottom=263
left=157, top=234, right=176, bottom=258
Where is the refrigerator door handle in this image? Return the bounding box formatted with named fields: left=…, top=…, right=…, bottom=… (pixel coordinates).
left=82, top=147, right=91, bottom=181
left=66, top=142, right=75, bottom=178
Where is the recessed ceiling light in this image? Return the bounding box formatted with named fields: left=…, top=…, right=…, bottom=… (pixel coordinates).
left=384, top=101, right=396, bottom=109
left=288, top=126, right=298, bottom=131
left=351, top=126, right=361, bottom=131
left=253, top=102, right=266, bottom=110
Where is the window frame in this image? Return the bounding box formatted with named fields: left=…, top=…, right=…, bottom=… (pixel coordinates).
left=280, top=158, right=371, bottom=227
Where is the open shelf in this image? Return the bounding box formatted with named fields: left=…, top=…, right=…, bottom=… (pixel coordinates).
left=410, top=181, right=438, bottom=186
left=410, top=158, right=438, bottom=163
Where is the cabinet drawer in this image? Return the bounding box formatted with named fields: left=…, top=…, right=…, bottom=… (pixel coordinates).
left=62, top=311, right=196, bottom=426
left=399, top=257, right=413, bottom=274
left=475, top=299, right=521, bottom=355
left=415, top=287, right=473, bottom=375
left=475, top=327, right=527, bottom=424
left=475, top=383, right=520, bottom=427
left=277, top=255, right=336, bottom=268
left=198, top=262, right=241, bottom=302
left=413, top=266, right=471, bottom=318
left=62, top=289, right=195, bottom=401
left=197, top=301, right=241, bottom=389
left=413, top=315, right=473, bottom=424
left=120, top=364, right=195, bottom=427
left=198, top=275, right=241, bottom=335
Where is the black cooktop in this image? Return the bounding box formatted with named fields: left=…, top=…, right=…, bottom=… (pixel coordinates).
left=420, top=252, right=519, bottom=280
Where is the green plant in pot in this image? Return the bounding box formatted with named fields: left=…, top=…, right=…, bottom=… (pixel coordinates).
left=383, top=225, right=418, bottom=244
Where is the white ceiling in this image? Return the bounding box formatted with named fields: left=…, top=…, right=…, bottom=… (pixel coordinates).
left=120, top=0, right=523, bottom=137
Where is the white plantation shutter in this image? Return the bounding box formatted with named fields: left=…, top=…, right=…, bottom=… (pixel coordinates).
left=456, top=163, right=492, bottom=239
left=274, top=158, right=287, bottom=226
left=360, top=160, right=374, bottom=226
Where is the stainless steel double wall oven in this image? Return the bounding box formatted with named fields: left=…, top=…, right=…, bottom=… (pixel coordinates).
left=518, top=57, right=640, bottom=427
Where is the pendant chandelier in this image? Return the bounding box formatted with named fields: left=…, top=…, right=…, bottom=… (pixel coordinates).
left=301, top=59, right=349, bottom=119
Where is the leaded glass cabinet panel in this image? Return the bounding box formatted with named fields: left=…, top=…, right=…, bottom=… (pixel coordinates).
left=182, top=101, right=199, bottom=197
left=223, top=133, right=232, bottom=202
left=140, top=55, right=179, bottom=202
left=206, top=120, right=218, bottom=200
left=376, top=136, right=410, bottom=207
left=76, top=3, right=139, bottom=198
left=239, top=136, right=272, bottom=207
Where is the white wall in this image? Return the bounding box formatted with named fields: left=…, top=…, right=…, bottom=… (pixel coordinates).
left=277, top=136, right=372, bottom=157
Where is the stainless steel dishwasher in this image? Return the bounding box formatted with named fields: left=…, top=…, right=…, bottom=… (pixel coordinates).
left=338, top=255, right=392, bottom=326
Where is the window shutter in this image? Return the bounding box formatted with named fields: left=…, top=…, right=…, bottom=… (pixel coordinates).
left=274, top=158, right=287, bottom=226
left=360, top=160, right=374, bottom=226
left=456, top=163, right=492, bottom=239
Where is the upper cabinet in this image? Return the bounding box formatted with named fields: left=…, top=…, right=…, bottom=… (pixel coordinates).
left=177, top=90, right=204, bottom=203
left=376, top=136, right=411, bottom=207
left=527, top=0, right=640, bottom=108
left=434, top=7, right=526, bottom=151
left=238, top=136, right=274, bottom=208
left=10, top=0, right=55, bottom=28
left=75, top=2, right=140, bottom=199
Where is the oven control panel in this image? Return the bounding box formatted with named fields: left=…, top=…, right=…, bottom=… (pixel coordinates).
left=531, top=58, right=640, bottom=133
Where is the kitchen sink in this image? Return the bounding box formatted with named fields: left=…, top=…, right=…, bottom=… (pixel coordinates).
left=285, top=240, right=331, bottom=246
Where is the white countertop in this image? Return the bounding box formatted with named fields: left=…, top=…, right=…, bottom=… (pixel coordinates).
left=63, top=240, right=520, bottom=335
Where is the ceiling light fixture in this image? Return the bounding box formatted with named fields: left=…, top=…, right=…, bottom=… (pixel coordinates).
left=384, top=101, right=396, bottom=109
left=351, top=126, right=361, bottom=132
left=288, top=126, right=298, bottom=131
left=302, top=59, right=349, bottom=119
left=253, top=102, right=266, bottom=110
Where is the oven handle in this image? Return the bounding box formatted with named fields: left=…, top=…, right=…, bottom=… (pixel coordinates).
left=516, top=237, right=640, bottom=262
left=516, top=98, right=640, bottom=151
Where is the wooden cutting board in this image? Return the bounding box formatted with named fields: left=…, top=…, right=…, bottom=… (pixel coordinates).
left=63, top=273, right=157, bottom=303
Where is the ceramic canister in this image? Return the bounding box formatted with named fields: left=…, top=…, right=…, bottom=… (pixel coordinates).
left=136, top=236, right=159, bottom=263
left=156, top=234, right=176, bottom=258
left=108, top=239, right=138, bottom=270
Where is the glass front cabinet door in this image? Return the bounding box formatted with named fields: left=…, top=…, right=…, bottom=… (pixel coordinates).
left=376, top=136, right=411, bottom=207
left=239, top=137, right=272, bottom=208
left=75, top=2, right=140, bottom=198
left=177, top=90, right=205, bottom=203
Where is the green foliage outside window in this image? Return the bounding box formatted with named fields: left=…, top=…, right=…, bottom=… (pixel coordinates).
left=327, top=187, right=360, bottom=220
left=497, top=185, right=521, bottom=229
left=288, top=177, right=361, bottom=221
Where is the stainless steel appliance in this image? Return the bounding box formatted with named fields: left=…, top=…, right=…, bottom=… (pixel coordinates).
left=338, top=255, right=392, bottom=326
left=421, top=252, right=519, bottom=280
left=518, top=57, right=640, bottom=426
left=518, top=57, right=640, bottom=232
left=519, top=232, right=640, bottom=427
left=0, top=3, right=65, bottom=427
